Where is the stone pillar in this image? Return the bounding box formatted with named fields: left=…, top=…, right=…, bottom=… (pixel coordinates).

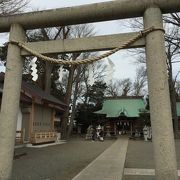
left=0, top=24, right=25, bottom=179
left=144, top=7, right=178, bottom=180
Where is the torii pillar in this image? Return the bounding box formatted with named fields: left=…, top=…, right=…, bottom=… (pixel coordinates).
left=0, top=24, right=25, bottom=179
left=144, top=7, right=178, bottom=180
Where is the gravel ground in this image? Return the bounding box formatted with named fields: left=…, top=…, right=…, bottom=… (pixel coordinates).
left=124, top=139, right=180, bottom=180
left=12, top=137, right=115, bottom=180
left=125, top=140, right=155, bottom=169
left=125, top=139, right=180, bottom=169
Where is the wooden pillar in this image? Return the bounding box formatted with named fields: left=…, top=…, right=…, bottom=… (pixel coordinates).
left=144, top=7, right=178, bottom=180
left=29, top=100, right=35, bottom=141
left=130, top=121, right=133, bottom=136
left=114, top=121, right=117, bottom=135
left=51, top=109, right=55, bottom=131
left=0, top=24, right=26, bottom=179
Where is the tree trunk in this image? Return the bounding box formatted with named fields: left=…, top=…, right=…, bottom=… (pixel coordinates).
left=67, top=67, right=81, bottom=138
left=67, top=94, right=77, bottom=138
left=45, top=61, right=53, bottom=94
left=169, top=62, right=179, bottom=138
left=61, top=66, right=75, bottom=139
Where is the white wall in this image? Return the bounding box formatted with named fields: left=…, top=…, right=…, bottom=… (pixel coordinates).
left=16, top=107, right=22, bottom=131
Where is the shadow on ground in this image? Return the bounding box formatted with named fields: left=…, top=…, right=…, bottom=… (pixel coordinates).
left=12, top=137, right=115, bottom=180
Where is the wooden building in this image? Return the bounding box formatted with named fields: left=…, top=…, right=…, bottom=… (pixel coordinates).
left=95, top=96, right=180, bottom=137
left=20, top=81, right=67, bottom=144
left=94, top=96, right=147, bottom=136
left=0, top=73, right=67, bottom=144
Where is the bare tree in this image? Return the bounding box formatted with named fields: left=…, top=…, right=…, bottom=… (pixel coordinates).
left=106, top=66, right=147, bottom=97
left=162, top=32, right=179, bottom=138
left=164, top=13, right=180, bottom=27
left=0, top=0, right=30, bottom=66
left=80, top=61, right=107, bottom=102
left=164, top=16, right=180, bottom=138
left=66, top=55, right=108, bottom=137
left=27, top=23, right=107, bottom=139
left=0, top=0, right=29, bottom=15
left=60, top=24, right=97, bottom=139
left=119, top=78, right=132, bottom=96
left=132, top=66, right=147, bottom=96
left=106, top=78, right=133, bottom=97
left=175, top=80, right=180, bottom=96
left=106, top=81, right=119, bottom=97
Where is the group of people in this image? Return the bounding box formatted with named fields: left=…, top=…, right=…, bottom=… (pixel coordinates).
left=92, top=126, right=104, bottom=142
left=86, top=125, right=104, bottom=141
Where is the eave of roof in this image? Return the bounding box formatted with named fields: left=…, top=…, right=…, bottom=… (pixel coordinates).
left=0, top=72, right=67, bottom=109
left=21, top=81, right=67, bottom=108
left=94, top=97, right=146, bottom=118
left=48, top=103, right=65, bottom=112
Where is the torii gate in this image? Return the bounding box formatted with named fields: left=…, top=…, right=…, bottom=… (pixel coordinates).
left=0, top=0, right=179, bottom=179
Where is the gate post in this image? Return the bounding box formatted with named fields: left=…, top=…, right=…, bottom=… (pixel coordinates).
left=0, top=24, right=25, bottom=179
left=144, top=7, right=178, bottom=180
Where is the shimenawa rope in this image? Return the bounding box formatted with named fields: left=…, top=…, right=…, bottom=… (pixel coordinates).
left=8, top=26, right=165, bottom=66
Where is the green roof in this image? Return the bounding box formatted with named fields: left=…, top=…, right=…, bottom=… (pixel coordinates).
left=94, top=97, right=146, bottom=118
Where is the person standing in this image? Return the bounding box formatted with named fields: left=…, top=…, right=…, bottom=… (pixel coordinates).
left=92, top=127, right=96, bottom=141
left=99, top=129, right=104, bottom=141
